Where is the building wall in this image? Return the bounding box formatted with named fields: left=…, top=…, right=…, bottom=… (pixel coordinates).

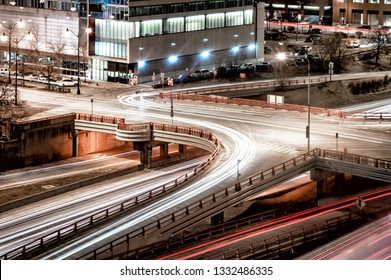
left=127, top=25, right=255, bottom=63
left=332, top=0, right=391, bottom=26
left=0, top=5, right=80, bottom=56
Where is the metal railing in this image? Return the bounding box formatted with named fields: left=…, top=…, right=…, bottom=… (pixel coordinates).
left=160, top=92, right=345, bottom=118
left=0, top=117, right=220, bottom=260
left=78, top=148, right=391, bottom=260
left=211, top=213, right=360, bottom=260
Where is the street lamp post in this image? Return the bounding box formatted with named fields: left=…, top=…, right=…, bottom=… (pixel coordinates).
left=1, top=21, right=18, bottom=84
left=236, top=159, right=241, bottom=186
left=303, top=56, right=311, bottom=152
left=66, top=28, right=85, bottom=95
left=14, top=32, right=31, bottom=105
left=276, top=53, right=311, bottom=152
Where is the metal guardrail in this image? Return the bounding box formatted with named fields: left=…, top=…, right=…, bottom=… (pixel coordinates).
left=167, top=77, right=328, bottom=96
left=160, top=91, right=345, bottom=119
left=78, top=148, right=391, bottom=260
left=211, top=213, right=359, bottom=260
left=108, top=203, right=316, bottom=260
left=161, top=85, right=391, bottom=122
left=0, top=115, right=220, bottom=260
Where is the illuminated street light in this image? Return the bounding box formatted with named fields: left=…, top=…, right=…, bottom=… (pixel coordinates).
left=276, top=53, right=311, bottom=151
left=138, top=60, right=146, bottom=68
left=200, top=50, right=210, bottom=59
left=231, top=46, right=240, bottom=53
left=168, top=55, right=178, bottom=64
left=248, top=43, right=256, bottom=50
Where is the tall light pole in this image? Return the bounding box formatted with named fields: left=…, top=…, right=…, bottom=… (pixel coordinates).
left=1, top=29, right=30, bottom=105
left=303, top=56, right=311, bottom=152
left=66, top=28, right=91, bottom=95
left=14, top=31, right=31, bottom=105
left=66, top=28, right=81, bottom=95
left=1, top=20, right=18, bottom=84
left=277, top=53, right=311, bottom=152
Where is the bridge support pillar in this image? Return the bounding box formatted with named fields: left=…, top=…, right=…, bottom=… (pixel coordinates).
left=316, top=179, right=327, bottom=199
left=179, top=144, right=187, bottom=154
left=211, top=212, right=224, bottom=226
left=136, top=142, right=152, bottom=169
left=160, top=143, right=169, bottom=159
left=72, top=129, right=78, bottom=157
left=335, top=172, right=345, bottom=187
left=310, top=168, right=334, bottom=181
left=335, top=172, right=346, bottom=195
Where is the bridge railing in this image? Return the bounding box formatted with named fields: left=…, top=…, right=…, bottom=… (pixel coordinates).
left=211, top=213, right=359, bottom=260
left=78, top=148, right=391, bottom=259
left=160, top=92, right=345, bottom=118
left=166, top=77, right=328, bottom=96
left=78, top=150, right=318, bottom=259
left=315, top=149, right=391, bottom=169
left=161, top=90, right=391, bottom=122
left=0, top=119, right=220, bottom=260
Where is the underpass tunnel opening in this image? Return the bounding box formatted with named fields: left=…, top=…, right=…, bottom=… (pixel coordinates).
left=134, top=141, right=212, bottom=169
left=75, top=130, right=134, bottom=157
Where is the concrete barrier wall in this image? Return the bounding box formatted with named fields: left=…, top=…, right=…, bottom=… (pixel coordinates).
left=0, top=115, right=75, bottom=171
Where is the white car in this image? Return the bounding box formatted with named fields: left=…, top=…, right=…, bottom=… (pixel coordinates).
left=58, top=78, right=77, bottom=87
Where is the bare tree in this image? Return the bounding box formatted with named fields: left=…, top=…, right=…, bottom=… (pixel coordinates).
left=28, top=25, right=45, bottom=75
left=275, top=60, right=292, bottom=90
left=370, top=28, right=391, bottom=66
left=47, top=40, right=66, bottom=78
left=0, top=83, right=26, bottom=139
left=219, top=48, right=247, bottom=69
left=313, top=34, right=347, bottom=73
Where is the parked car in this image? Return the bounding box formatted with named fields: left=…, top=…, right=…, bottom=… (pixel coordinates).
left=287, top=26, right=296, bottom=33
left=305, top=34, right=321, bottom=43
left=264, top=31, right=273, bottom=40
left=255, top=61, right=274, bottom=72
left=212, top=66, right=227, bottom=77
left=294, top=58, right=306, bottom=66
left=271, top=32, right=289, bottom=41
left=175, top=74, right=189, bottom=83
left=194, top=69, right=213, bottom=79
left=239, top=63, right=255, bottom=72
left=264, top=46, right=272, bottom=54
left=334, top=31, right=348, bottom=38
left=300, top=46, right=312, bottom=52
left=308, top=28, right=322, bottom=34
left=346, top=38, right=360, bottom=48
left=58, top=78, right=77, bottom=86
left=286, top=44, right=298, bottom=51
left=357, top=25, right=371, bottom=30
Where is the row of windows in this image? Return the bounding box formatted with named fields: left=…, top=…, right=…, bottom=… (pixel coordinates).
left=96, top=10, right=253, bottom=40
left=94, top=9, right=253, bottom=58
left=141, top=10, right=253, bottom=36
left=344, top=0, right=391, bottom=3
left=128, top=0, right=253, bottom=17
